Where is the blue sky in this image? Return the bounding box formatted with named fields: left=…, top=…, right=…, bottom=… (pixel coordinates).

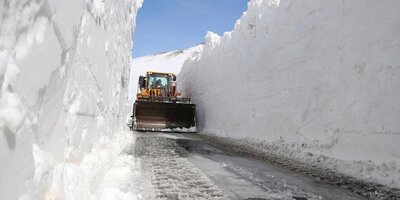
left=132, top=0, right=248, bottom=58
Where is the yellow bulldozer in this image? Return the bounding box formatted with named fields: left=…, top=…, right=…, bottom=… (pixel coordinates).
left=130, top=71, right=196, bottom=132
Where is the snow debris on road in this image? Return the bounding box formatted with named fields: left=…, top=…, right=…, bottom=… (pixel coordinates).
left=179, top=0, right=400, bottom=188
left=160, top=126, right=197, bottom=133
left=133, top=133, right=228, bottom=200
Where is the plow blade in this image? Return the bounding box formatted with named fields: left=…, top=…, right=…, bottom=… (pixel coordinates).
left=133, top=101, right=196, bottom=132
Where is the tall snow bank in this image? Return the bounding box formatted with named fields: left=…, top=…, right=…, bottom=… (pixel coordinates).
left=179, top=0, right=400, bottom=188
left=0, top=0, right=142, bottom=199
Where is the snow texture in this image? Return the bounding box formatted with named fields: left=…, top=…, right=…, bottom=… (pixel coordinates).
left=133, top=133, right=228, bottom=200
left=179, top=0, right=400, bottom=188
left=0, top=0, right=143, bottom=199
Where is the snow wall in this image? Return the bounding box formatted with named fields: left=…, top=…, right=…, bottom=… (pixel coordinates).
left=0, top=0, right=142, bottom=199
left=179, top=0, right=400, bottom=188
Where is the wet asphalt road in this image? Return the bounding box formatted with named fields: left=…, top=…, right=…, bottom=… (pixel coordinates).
left=133, top=132, right=399, bottom=200
left=173, top=135, right=363, bottom=200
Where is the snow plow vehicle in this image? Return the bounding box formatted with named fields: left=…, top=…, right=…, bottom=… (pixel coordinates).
left=130, top=71, right=196, bottom=132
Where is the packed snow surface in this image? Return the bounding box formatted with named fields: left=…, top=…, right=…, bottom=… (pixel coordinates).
left=129, top=45, right=203, bottom=99
left=179, top=0, right=400, bottom=188
left=0, top=0, right=142, bottom=199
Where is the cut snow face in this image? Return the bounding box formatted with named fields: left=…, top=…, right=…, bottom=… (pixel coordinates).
left=0, top=0, right=143, bottom=199
left=128, top=44, right=203, bottom=99
left=179, top=0, right=400, bottom=188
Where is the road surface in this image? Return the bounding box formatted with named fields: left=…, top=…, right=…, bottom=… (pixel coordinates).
left=127, top=132, right=399, bottom=200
